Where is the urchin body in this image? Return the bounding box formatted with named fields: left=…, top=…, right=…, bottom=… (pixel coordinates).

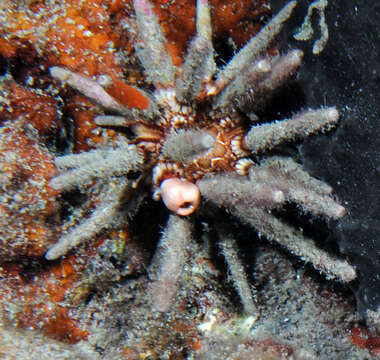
left=47, top=0, right=355, bottom=313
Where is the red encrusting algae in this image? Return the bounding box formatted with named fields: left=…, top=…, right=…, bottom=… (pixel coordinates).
left=348, top=325, right=380, bottom=355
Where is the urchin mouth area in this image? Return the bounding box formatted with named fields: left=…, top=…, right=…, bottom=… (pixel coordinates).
left=177, top=201, right=196, bottom=216
left=160, top=177, right=201, bottom=216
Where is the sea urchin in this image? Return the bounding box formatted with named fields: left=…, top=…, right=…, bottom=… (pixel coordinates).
left=47, top=0, right=356, bottom=314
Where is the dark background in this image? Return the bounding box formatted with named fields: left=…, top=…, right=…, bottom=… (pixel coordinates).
left=271, top=0, right=380, bottom=314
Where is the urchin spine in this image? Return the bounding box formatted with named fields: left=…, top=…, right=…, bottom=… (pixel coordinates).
left=46, top=178, right=130, bottom=260
left=244, top=107, right=339, bottom=154
left=246, top=159, right=345, bottom=219
left=245, top=208, right=356, bottom=282
left=213, top=57, right=272, bottom=110
left=50, top=67, right=130, bottom=115
left=176, top=0, right=215, bottom=102
left=218, top=228, right=258, bottom=315
left=162, top=129, right=215, bottom=163
left=212, top=1, right=297, bottom=93
left=149, top=215, right=192, bottom=312
left=50, top=144, right=143, bottom=192
left=262, top=157, right=333, bottom=195
left=238, top=50, right=304, bottom=112
left=198, top=165, right=355, bottom=283
left=133, top=0, right=176, bottom=86
left=50, top=67, right=157, bottom=121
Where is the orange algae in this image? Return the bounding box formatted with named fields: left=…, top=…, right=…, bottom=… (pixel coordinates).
left=0, top=255, right=89, bottom=343
left=0, top=120, right=88, bottom=343
left=45, top=1, right=121, bottom=76
left=0, top=37, right=17, bottom=58
left=7, top=83, right=59, bottom=134
left=0, top=115, right=131, bottom=342
left=0, top=120, right=59, bottom=259
left=0, top=0, right=139, bottom=149
left=107, top=79, right=150, bottom=110
left=212, top=0, right=272, bottom=47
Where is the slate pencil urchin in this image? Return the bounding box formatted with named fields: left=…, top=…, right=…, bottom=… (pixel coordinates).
left=47, top=0, right=356, bottom=314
